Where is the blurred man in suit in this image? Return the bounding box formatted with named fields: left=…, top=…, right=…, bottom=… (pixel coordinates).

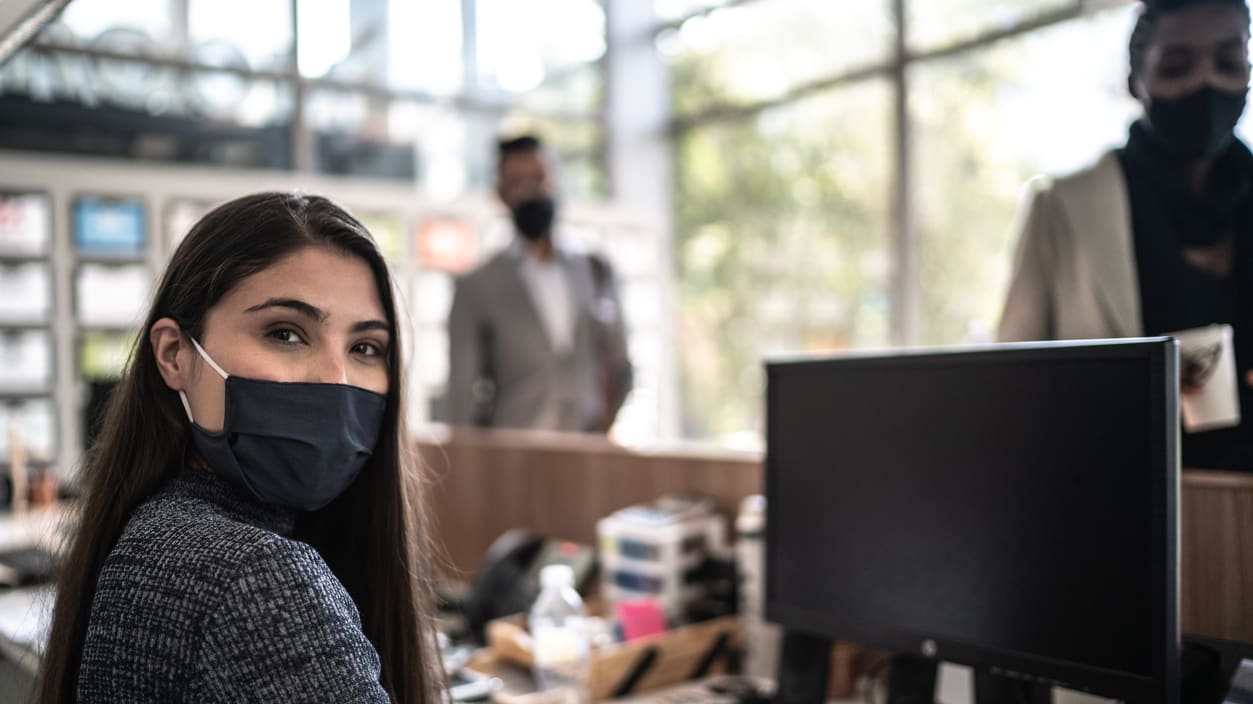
left=446, top=135, right=632, bottom=433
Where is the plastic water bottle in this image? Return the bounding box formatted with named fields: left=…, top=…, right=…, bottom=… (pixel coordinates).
left=529, top=564, right=590, bottom=703
left=736, top=494, right=781, bottom=680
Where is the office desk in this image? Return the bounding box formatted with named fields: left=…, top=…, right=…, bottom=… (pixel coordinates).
left=0, top=504, right=69, bottom=702
left=0, top=504, right=68, bottom=553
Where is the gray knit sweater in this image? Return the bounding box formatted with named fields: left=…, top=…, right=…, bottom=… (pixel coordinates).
left=77, top=468, right=390, bottom=702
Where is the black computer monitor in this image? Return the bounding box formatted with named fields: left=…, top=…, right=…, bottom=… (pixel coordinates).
left=765, top=338, right=1179, bottom=704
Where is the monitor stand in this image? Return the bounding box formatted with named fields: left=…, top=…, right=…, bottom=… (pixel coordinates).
left=774, top=630, right=832, bottom=703
left=885, top=658, right=1053, bottom=704
left=889, top=654, right=939, bottom=704
left=775, top=631, right=940, bottom=704
left=775, top=631, right=1054, bottom=704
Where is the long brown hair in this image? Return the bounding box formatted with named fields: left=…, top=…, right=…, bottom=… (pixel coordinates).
left=36, top=192, right=443, bottom=702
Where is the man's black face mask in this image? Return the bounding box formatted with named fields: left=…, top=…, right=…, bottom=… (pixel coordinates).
left=512, top=197, right=557, bottom=240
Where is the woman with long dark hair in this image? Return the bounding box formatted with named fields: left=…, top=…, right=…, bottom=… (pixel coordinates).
left=36, top=192, right=443, bottom=702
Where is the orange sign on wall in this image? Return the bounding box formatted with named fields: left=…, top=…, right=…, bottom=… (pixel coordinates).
left=416, top=217, right=478, bottom=274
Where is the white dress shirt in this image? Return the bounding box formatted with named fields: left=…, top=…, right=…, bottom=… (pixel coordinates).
left=514, top=242, right=576, bottom=355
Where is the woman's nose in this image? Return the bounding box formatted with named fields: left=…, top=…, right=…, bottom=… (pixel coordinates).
left=312, top=353, right=349, bottom=385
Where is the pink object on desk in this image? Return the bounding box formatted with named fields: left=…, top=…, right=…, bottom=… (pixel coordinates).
left=616, top=598, right=668, bottom=641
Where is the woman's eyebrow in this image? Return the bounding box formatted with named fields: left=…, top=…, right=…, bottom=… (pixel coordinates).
left=351, top=320, right=391, bottom=334
left=243, top=298, right=327, bottom=322
left=244, top=298, right=389, bottom=333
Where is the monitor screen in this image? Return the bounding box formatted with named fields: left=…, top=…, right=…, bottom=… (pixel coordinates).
left=765, top=338, right=1178, bottom=704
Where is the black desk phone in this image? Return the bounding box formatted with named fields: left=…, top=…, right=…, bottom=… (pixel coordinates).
left=459, top=529, right=596, bottom=644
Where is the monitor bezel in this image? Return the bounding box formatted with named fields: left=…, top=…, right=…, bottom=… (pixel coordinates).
left=764, top=337, right=1179, bottom=704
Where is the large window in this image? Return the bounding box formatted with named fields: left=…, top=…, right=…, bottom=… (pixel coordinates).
left=668, top=0, right=1144, bottom=445
left=660, top=0, right=891, bottom=113
left=0, top=0, right=609, bottom=198
left=675, top=81, right=892, bottom=442
left=912, top=8, right=1140, bottom=345
left=7, top=0, right=1217, bottom=448
left=0, top=0, right=642, bottom=459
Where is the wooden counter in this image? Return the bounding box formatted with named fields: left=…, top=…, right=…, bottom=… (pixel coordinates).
left=418, top=427, right=761, bottom=579
left=419, top=428, right=1253, bottom=642
left=1180, top=469, right=1253, bottom=641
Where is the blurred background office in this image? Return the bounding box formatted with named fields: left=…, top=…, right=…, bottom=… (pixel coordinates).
left=5, top=4, right=1253, bottom=701
left=6, top=0, right=1253, bottom=475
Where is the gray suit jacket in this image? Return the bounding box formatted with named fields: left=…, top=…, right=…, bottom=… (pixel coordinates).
left=998, top=150, right=1144, bottom=342
left=446, top=245, right=632, bottom=432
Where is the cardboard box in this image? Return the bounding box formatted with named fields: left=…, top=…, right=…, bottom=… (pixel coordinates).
left=476, top=613, right=742, bottom=701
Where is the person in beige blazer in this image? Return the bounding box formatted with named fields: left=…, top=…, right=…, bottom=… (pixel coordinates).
left=446, top=135, right=632, bottom=433
left=999, top=0, right=1253, bottom=470
left=998, top=151, right=1144, bottom=342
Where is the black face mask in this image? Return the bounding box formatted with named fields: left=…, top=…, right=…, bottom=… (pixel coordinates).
left=511, top=197, right=556, bottom=240
left=1145, top=85, right=1247, bottom=162
left=180, top=336, right=385, bottom=512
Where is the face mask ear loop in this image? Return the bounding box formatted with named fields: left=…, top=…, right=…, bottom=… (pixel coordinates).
left=187, top=335, right=229, bottom=380
left=180, top=334, right=229, bottom=427
left=178, top=390, right=196, bottom=424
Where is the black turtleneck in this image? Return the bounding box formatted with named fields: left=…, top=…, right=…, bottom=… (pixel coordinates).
left=1119, top=120, right=1253, bottom=471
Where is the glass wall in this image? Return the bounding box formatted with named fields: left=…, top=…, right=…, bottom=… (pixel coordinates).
left=911, top=9, right=1141, bottom=345
left=675, top=81, right=892, bottom=442
left=667, top=0, right=1146, bottom=446
left=660, top=0, right=891, bottom=112
left=0, top=0, right=609, bottom=199
left=13, top=0, right=1243, bottom=448
left=0, top=0, right=655, bottom=455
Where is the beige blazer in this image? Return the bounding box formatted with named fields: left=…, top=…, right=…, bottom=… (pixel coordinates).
left=446, top=246, right=632, bottom=433
left=997, top=150, right=1145, bottom=342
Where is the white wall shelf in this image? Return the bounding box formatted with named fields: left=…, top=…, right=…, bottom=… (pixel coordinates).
left=0, top=149, right=669, bottom=478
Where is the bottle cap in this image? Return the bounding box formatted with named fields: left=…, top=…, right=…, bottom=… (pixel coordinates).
left=737, top=494, right=767, bottom=534
left=540, top=563, right=575, bottom=589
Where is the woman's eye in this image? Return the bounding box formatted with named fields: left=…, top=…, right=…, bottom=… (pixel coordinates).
left=268, top=328, right=305, bottom=345
left=353, top=341, right=386, bottom=358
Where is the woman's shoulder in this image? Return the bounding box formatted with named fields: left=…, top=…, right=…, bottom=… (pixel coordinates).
left=127, top=483, right=277, bottom=543
left=108, top=477, right=324, bottom=593
left=86, top=478, right=385, bottom=701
